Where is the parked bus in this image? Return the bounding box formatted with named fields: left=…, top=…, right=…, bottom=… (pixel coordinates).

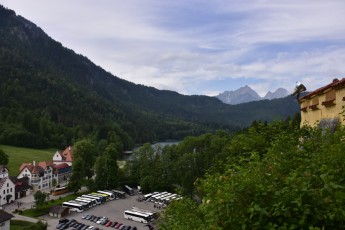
left=124, top=185, right=134, bottom=196
left=52, top=186, right=69, bottom=196
left=156, top=193, right=172, bottom=202
left=76, top=198, right=96, bottom=207
left=163, top=194, right=179, bottom=204
left=143, top=193, right=154, bottom=201
left=91, top=192, right=110, bottom=201
left=112, top=190, right=126, bottom=199
left=153, top=193, right=171, bottom=203
left=131, top=207, right=157, bottom=220
left=97, top=190, right=116, bottom=200
left=62, top=202, right=84, bottom=212
left=160, top=194, right=176, bottom=203
left=148, top=192, right=166, bottom=202
left=77, top=197, right=97, bottom=206
left=69, top=200, right=91, bottom=210
left=88, top=193, right=107, bottom=203
left=81, top=195, right=103, bottom=204
left=124, top=210, right=153, bottom=223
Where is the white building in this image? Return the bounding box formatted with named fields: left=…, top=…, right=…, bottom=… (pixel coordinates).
left=0, top=166, right=15, bottom=206
left=53, top=146, right=74, bottom=166
left=0, top=210, right=14, bottom=230
left=17, top=161, right=54, bottom=192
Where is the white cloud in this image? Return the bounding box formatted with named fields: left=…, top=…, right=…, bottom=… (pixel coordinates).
left=1, top=0, right=345, bottom=95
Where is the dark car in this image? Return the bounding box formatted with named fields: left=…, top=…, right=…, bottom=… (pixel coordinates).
left=56, top=222, right=65, bottom=229
left=111, top=222, right=118, bottom=227
left=59, top=218, right=69, bottom=224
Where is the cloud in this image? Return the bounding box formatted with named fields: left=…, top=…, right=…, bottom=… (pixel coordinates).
left=1, top=0, right=345, bottom=96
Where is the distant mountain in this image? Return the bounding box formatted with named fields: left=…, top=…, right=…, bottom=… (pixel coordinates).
left=263, top=88, right=289, bottom=100
left=216, top=86, right=289, bottom=105
left=0, top=5, right=300, bottom=149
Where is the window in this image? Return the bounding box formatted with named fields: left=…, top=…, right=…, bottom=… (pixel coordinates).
left=322, top=90, right=336, bottom=107
left=301, top=100, right=309, bottom=112
left=309, top=97, right=319, bottom=110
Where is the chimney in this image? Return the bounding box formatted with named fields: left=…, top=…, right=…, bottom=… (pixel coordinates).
left=69, top=146, right=71, bottom=151
left=33, top=161, right=36, bottom=166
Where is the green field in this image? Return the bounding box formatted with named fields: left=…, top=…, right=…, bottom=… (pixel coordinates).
left=0, top=145, right=56, bottom=176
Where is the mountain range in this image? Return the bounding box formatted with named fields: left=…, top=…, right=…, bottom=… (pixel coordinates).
left=0, top=5, right=300, bottom=149
left=216, top=86, right=289, bottom=105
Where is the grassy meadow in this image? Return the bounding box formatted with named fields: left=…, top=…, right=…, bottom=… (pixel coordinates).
left=0, top=145, right=56, bottom=176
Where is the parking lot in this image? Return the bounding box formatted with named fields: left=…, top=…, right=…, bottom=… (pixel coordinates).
left=45, top=193, right=161, bottom=230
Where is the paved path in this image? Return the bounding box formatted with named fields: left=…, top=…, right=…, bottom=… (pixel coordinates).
left=12, top=213, right=46, bottom=224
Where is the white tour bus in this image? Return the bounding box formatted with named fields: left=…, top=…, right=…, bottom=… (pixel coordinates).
left=81, top=195, right=102, bottom=204
left=124, top=210, right=153, bottom=223
left=143, top=193, right=154, bottom=200
left=149, top=192, right=167, bottom=202
left=163, top=194, right=180, bottom=204
left=97, top=190, right=116, bottom=200
left=156, top=193, right=173, bottom=202
left=62, top=201, right=84, bottom=212
left=76, top=198, right=96, bottom=207
left=69, top=200, right=91, bottom=210
left=78, top=197, right=97, bottom=206
left=112, top=190, right=126, bottom=199
left=153, top=193, right=172, bottom=203
left=131, top=207, right=157, bottom=220
left=160, top=194, right=177, bottom=203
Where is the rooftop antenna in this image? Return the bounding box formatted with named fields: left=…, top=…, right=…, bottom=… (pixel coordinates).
left=291, top=81, right=306, bottom=100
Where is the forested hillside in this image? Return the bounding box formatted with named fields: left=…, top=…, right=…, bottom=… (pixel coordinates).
left=124, top=119, right=345, bottom=229
left=0, top=5, right=299, bottom=149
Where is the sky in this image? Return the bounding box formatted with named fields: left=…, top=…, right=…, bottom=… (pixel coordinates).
left=1, top=0, right=345, bottom=96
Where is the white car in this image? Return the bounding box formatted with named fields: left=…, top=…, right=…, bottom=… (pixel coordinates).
left=96, top=217, right=107, bottom=224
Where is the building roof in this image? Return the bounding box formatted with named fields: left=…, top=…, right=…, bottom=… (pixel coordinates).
left=31, top=165, right=44, bottom=174
left=38, top=161, right=54, bottom=170
left=54, top=163, right=70, bottom=170
left=0, top=177, right=6, bottom=189
left=0, top=210, right=14, bottom=223
left=300, top=78, right=345, bottom=101
left=10, top=176, right=32, bottom=192
left=19, top=163, right=34, bottom=172
left=60, top=146, right=74, bottom=162
left=0, top=165, right=8, bottom=172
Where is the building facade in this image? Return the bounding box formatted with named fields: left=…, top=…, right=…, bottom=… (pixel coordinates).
left=0, top=210, right=14, bottom=230
left=0, top=166, right=15, bottom=206
left=17, top=161, right=54, bottom=192
left=299, top=78, right=345, bottom=128
left=53, top=146, right=74, bottom=166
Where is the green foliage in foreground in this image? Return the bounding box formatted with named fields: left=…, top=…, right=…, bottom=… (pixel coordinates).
left=160, top=126, right=345, bottom=229
left=11, top=220, right=47, bottom=230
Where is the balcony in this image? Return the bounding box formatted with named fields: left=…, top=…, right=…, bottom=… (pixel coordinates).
left=31, top=179, right=41, bottom=184
left=300, top=107, right=308, bottom=112
left=309, top=104, right=319, bottom=110
left=322, top=99, right=335, bottom=107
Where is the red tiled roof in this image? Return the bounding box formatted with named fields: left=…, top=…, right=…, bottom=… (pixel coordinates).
left=19, top=163, right=33, bottom=172
left=53, top=163, right=70, bottom=169
left=38, top=161, right=53, bottom=170
left=300, top=78, right=345, bottom=100
left=60, top=146, right=73, bottom=162
left=31, top=165, right=44, bottom=174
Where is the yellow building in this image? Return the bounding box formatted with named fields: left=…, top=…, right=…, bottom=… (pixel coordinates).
left=299, top=78, right=345, bottom=128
